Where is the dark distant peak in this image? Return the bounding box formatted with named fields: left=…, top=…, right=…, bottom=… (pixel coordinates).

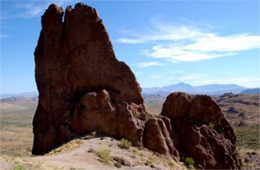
left=177, top=82, right=188, bottom=85
left=0, top=96, right=38, bottom=102
left=176, top=82, right=192, bottom=86
left=0, top=92, right=38, bottom=99
left=165, top=82, right=193, bottom=88
left=221, top=92, right=234, bottom=98
left=240, top=88, right=260, bottom=95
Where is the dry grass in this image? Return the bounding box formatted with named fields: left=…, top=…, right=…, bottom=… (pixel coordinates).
left=118, top=139, right=132, bottom=150
left=0, top=102, right=36, bottom=157
left=235, top=125, right=260, bottom=149
left=238, top=148, right=260, bottom=169
left=47, top=139, right=84, bottom=155
left=0, top=127, right=33, bottom=157
left=0, top=102, right=36, bottom=128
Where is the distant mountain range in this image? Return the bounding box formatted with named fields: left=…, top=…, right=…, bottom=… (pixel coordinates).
left=240, top=88, right=260, bottom=95
left=0, top=85, right=259, bottom=100
left=0, top=96, right=38, bottom=102
left=142, top=83, right=253, bottom=96
left=0, top=92, right=38, bottom=99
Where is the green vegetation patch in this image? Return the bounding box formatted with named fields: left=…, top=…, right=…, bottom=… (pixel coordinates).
left=118, top=139, right=132, bottom=149
left=96, top=149, right=111, bottom=164
left=168, top=161, right=174, bottom=167
left=114, top=162, right=122, bottom=168
left=235, top=125, right=260, bottom=149
left=185, top=157, right=195, bottom=166
left=13, top=165, right=27, bottom=170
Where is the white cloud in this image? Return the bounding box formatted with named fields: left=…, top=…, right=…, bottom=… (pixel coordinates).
left=14, top=0, right=77, bottom=18
left=143, top=45, right=237, bottom=63
left=118, top=25, right=211, bottom=44
left=27, top=6, right=44, bottom=16
left=15, top=2, right=45, bottom=17
left=134, top=61, right=164, bottom=68
left=118, top=19, right=260, bottom=63
left=149, top=75, right=162, bottom=79
left=118, top=38, right=145, bottom=44
left=184, top=34, right=260, bottom=52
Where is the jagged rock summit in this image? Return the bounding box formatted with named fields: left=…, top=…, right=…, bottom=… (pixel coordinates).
left=33, top=3, right=241, bottom=169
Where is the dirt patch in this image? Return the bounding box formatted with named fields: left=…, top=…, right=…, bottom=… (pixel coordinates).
left=0, top=137, right=185, bottom=170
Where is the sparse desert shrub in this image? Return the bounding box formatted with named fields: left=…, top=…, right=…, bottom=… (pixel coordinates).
left=131, top=155, right=136, bottom=158
left=138, top=152, right=144, bottom=157
left=209, top=122, right=215, bottom=128
left=114, top=162, right=122, bottom=168
left=145, top=158, right=153, bottom=167
left=134, top=111, right=143, bottom=119
left=168, top=161, right=174, bottom=167
left=118, top=139, right=132, bottom=149
left=132, top=147, right=138, bottom=156
left=47, top=139, right=83, bottom=155
left=148, top=155, right=154, bottom=161
left=96, top=149, right=111, bottom=164
left=185, top=157, right=195, bottom=166
left=13, top=165, right=27, bottom=170
left=88, top=148, right=95, bottom=153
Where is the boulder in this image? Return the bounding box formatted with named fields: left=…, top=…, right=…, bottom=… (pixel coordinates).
left=161, top=92, right=241, bottom=169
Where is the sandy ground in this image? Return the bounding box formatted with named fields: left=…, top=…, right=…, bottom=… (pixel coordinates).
left=0, top=127, right=33, bottom=157
left=0, top=136, right=185, bottom=170
left=0, top=103, right=27, bottom=112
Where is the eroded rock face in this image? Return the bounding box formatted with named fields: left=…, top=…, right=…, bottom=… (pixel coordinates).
left=161, top=92, right=241, bottom=169
left=32, top=3, right=178, bottom=158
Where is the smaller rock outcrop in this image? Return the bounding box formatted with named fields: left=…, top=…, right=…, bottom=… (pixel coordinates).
left=161, top=92, right=241, bottom=169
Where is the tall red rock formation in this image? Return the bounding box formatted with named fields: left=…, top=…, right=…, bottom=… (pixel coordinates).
left=33, top=3, right=241, bottom=169
left=33, top=3, right=178, bottom=159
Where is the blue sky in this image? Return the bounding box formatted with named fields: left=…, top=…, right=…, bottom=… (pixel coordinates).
left=1, top=0, right=260, bottom=94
